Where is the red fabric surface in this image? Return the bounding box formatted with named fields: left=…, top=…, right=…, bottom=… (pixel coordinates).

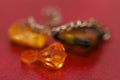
left=0, top=0, right=120, bottom=80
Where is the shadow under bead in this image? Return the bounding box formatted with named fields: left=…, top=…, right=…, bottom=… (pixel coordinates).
left=51, top=19, right=110, bottom=56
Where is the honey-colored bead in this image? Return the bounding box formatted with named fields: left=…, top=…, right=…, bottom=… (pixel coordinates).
left=21, top=50, right=38, bottom=64
left=37, top=42, right=67, bottom=70
left=8, top=20, right=49, bottom=48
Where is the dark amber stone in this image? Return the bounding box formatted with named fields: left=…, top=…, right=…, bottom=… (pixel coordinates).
left=52, top=19, right=110, bottom=56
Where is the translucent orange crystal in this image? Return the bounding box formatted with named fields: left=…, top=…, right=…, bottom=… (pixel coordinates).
left=8, top=20, right=49, bottom=48
left=21, top=50, right=38, bottom=64
left=37, top=42, right=67, bottom=69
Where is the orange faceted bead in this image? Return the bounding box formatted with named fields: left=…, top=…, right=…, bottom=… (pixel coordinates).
left=21, top=50, right=38, bottom=64
left=37, top=42, right=67, bottom=69
left=8, top=20, right=49, bottom=48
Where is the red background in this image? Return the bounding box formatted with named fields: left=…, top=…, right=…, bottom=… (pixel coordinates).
left=0, top=0, right=120, bottom=80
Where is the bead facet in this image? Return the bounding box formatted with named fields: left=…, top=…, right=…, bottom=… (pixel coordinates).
left=37, top=42, right=67, bottom=69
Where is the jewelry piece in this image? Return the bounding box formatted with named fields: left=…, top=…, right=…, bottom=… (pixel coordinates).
left=8, top=17, right=50, bottom=48
left=52, top=18, right=111, bottom=55
left=8, top=8, right=62, bottom=48
left=37, top=42, right=67, bottom=70
left=21, top=42, right=67, bottom=70
left=9, top=8, right=111, bottom=71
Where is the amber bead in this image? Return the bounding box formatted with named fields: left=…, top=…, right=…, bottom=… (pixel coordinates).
left=37, top=42, right=67, bottom=69
left=21, top=50, right=38, bottom=64
left=8, top=20, right=49, bottom=48
left=52, top=19, right=111, bottom=56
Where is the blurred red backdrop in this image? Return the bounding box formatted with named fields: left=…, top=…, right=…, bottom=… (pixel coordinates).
left=0, top=0, right=120, bottom=80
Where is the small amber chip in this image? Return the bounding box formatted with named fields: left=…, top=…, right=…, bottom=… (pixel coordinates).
left=8, top=20, right=49, bottom=48
left=21, top=50, right=38, bottom=64
left=37, top=42, right=67, bottom=69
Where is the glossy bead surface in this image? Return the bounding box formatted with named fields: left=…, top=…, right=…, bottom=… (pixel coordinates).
left=21, top=50, right=38, bottom=64
left=52, top=19, right=110, bottom=56
left=8, top=20, right=49, bottom=48
left=37, top=42, right=67, bottom=69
